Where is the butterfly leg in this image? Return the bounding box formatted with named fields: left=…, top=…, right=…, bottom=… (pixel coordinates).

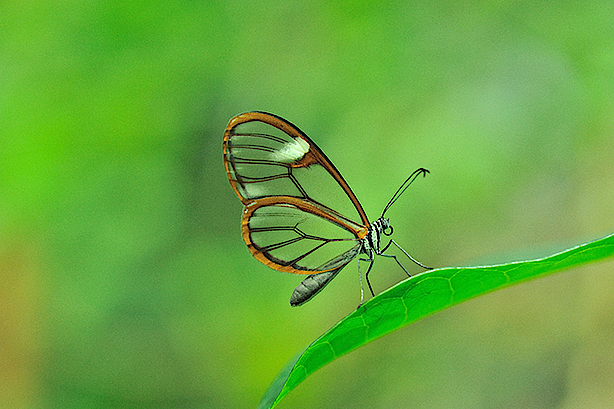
left=378, top=240, right=410, bottom=277
left=385, top=239, right=432, bottom=270
left=362, top=257, right=376, bottom=296
left=357, top=255, right=375, bottom=309
left=378, top=251, right=411, bottom=278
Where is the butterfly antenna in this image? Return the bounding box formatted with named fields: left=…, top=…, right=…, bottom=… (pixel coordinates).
left=381, top=168, right=429, bottom=218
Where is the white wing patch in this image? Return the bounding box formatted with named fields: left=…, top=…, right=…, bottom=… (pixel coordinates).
left=273, top=138, right=310, bottom=162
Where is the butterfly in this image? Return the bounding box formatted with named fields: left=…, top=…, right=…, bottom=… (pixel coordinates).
left=223, top=111, right=430, bottom=307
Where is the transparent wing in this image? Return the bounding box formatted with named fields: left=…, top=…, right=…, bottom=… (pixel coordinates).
left=224, top=112, right=369, bottom=227
left=242, top=197, right=366, bottom=274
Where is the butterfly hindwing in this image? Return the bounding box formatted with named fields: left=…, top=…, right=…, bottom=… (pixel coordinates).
left=242, top=196, right=365, bottom=274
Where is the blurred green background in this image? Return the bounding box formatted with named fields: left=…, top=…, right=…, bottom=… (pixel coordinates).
left=2, top=1, right=614, bottom=408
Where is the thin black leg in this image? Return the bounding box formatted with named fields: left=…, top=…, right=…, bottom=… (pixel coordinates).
left=389, top=239, right=432, bottom=269
left=379, top=252, right=412, bottom=277
left=360, top=257, right=376, bottom=297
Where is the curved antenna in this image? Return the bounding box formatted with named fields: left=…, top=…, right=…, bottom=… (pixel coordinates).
left=381, top=168, right=429, bottom=218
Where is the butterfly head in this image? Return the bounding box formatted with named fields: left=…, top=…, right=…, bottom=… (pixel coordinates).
left=380, top=217, right=394, bottom=236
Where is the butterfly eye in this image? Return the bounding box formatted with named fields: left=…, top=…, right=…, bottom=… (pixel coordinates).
left=383, top=223, right=393, bottom=236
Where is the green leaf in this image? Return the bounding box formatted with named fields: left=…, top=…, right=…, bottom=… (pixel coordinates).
left=258, top=233, right=614, bottom=408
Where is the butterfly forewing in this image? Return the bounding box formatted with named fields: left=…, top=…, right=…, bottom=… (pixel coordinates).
left=224, top=112, right=369, bottom=227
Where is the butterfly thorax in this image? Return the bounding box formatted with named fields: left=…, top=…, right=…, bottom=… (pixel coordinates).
left=362, top=217, right=393, bottom=256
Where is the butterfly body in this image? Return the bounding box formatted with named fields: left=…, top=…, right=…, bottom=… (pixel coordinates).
left=363, top=217, right=390, bottom=257
left=224, top=112, right=429, bottom=307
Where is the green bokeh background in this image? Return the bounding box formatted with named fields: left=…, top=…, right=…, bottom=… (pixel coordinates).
left=2, top=1, right=614, bottom=408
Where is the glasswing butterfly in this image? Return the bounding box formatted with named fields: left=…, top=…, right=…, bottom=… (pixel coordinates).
left=223, top=112, right=430, bottom=307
